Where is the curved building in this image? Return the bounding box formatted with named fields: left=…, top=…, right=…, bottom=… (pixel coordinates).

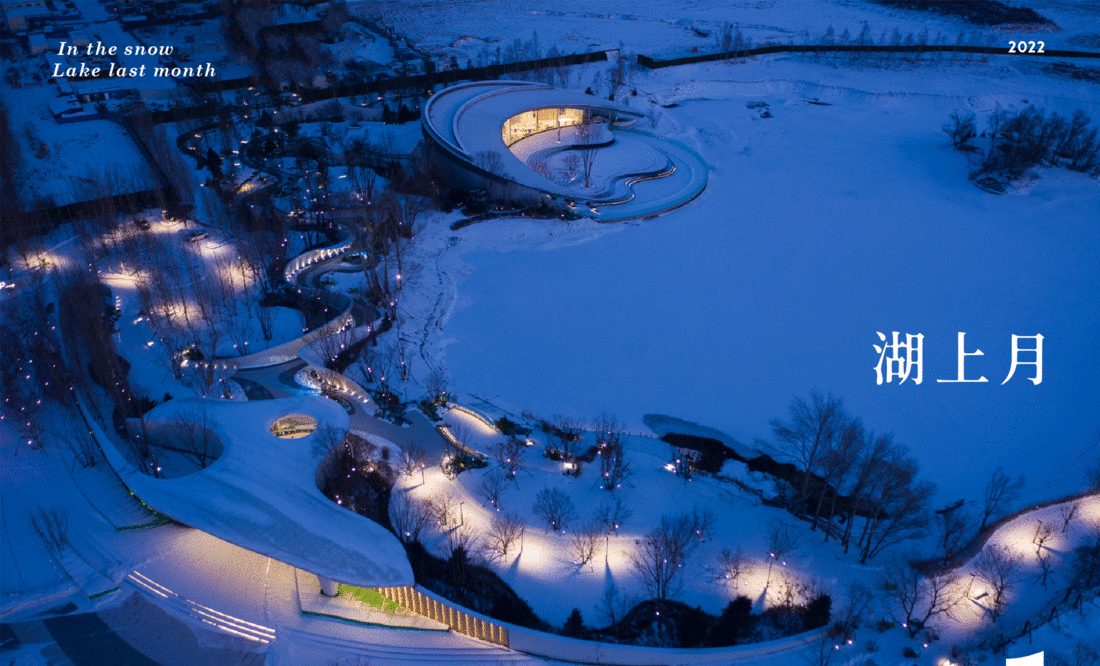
left=422, top=81, right=708, bottom=221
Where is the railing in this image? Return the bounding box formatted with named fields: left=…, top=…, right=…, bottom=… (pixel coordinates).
left=283, top=234, right=355, bottom=284
left=376, top=585, right=509, bottom=648
left=377, top=584, right=830, bottom=664
left=187, top=231, right=357, bottom=371
left=446, top=404, right=498, bottom=430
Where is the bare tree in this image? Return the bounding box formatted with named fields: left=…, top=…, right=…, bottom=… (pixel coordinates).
left=312, top=422, right=347, bottom=460
left=533, top=487, right=577, bottom=533
left=937, top=503, right=974, bottom=565
left=60, top=425, right=98, bottom=469
left=389, top=491, right=432, bottom=545
left=561, top=152, right=581, bottom=184
left=401, top=442, right=429, bottom=484
left=387, top=336, right=411, bottom=382
left=1033, top=520, right=1055, bottom=553
left=1047, top=643, right=1100, bottom=666
left=813, top=416, right=864, bottom=536
left=973, top=544, right=1021, bottom=620
left=979, top=467, right=1024, bottom=531
left=494, top=436, right=526, bottom=485
left=836, top=581, right=874, bottom=634
left=429, top=492, right=460, bottom=532
left=943, top=110, right=977, bottom=148
left=547, top=416, right=583, bottom=463
left=473, top=150, right=504, bottom=201
left=447, top=523, right=479, bottom=558
left=669, top=445, right=697, bottom=481
left=883, top=556, right=965, bottom=638
left=717, top=546, right=751, bottom=591
left=801, top=631, right=837, bottom=666
left=477, top=472, right=508, bottom=511
left=486, top=511, right=525, bottom=556
left=594, top=414, right=630, bottom=490
left=686, top=504, right=717, bottom=542
left=593, top=496, right=632, bottom=533
left=575, top=112, right=601, bottom=189
left=852, top=439, right=934, bottom=563
left=597, top=582, right=633, bottom=640
left=770, top=390, right=846, bottom=513
left=631, top=516, right=694, bottom=611
left=764, top=521, right=801, bottom=586
left=168, top=406, right=219, bottom=470
left=32, top=508, right=68, bottom=553
left=1034, top=519, right=1060, bottom=581
left=1064, top=527, right=1100, bottom=609
left=570, top=522, right=602, bottom=566
left=1060, top=502, right=1079, bottom=533
left=424, top=368, right=448, bottom=406
left=607, top=49, right=631, bottom=101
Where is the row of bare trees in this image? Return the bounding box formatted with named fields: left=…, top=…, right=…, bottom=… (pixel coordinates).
left=769, top=390, right=935, bottom=563
left=946, top=107, right=1100, bottom=179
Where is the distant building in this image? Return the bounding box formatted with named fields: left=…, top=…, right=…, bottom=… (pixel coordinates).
left=420, top=81, right=708, bottom=220
left=48, top=94, right=101, bottom=123
left=27, top=31, right=47, bottom=53
left=2, top=0, right=51, bottom=31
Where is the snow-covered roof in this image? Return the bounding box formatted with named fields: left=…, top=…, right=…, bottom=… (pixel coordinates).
left=421, top=81, right=708, bottom=219
left=423, top=81, right=645, bottom=197
left=93, top=395, right=414, bottom=588
left=47, top=94, right=81, bottom=116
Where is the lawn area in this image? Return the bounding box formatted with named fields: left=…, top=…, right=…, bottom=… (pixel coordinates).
left=338, top=585, right=409, bottom=614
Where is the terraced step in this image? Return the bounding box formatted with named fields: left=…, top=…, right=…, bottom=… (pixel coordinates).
left=126, top=572, right=276, bottom=644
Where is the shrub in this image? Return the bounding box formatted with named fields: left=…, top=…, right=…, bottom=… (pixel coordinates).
left=804, top=593, right=832, bottom=629
left=903, top=646, right=921, bottom=658
left=442, top=450, right=488, bottom=478
left=418, top=399, right=441, bottom=421
left=489, top=594, right=541, bottom=628
left=679, top=605, right=711, bottom=647
left=495, top=416, right=518, bottom=435
left=710, top=596, right=752, bottom=647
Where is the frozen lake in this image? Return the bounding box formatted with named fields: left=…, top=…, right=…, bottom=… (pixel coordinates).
left=445, top=93, right=1100, bottom=505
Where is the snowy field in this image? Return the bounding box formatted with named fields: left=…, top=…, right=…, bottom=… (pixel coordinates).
left=3, top=83, right=155, bottom=211
left=399, top=55, right=1100, bottom=509
left=352, top=0, right=1100, bottom=62
left=405, top=407, right=1100, bottom=652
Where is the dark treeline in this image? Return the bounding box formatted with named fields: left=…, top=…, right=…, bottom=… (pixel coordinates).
left=945, top=107, right=1100, bottom=181
left=633, top=42, right=1095, bottom=70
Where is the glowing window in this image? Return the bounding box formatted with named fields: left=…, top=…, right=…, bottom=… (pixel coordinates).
left=271, top=414, right=318, bottom=439
left=502, top=108, right=584, bottom=146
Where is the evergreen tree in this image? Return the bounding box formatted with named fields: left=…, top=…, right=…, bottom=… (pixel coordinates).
left=205, top=147, right=223, bottom=177
left=709, top=596, right=752, bottom=647
left=563, top=608, right=585, bottom=638
left=804, top=593, right=832, bottom=629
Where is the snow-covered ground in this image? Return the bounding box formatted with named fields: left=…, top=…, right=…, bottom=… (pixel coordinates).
left=4, top=1, right=1099, bottom=663
left=395, top=54, right=1100, bottom=509
left=353, top=0, right=1100, bottom=62
left=404, top=406, right=1100, bottom=660
left=2, top=81, right=155, bottom=211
